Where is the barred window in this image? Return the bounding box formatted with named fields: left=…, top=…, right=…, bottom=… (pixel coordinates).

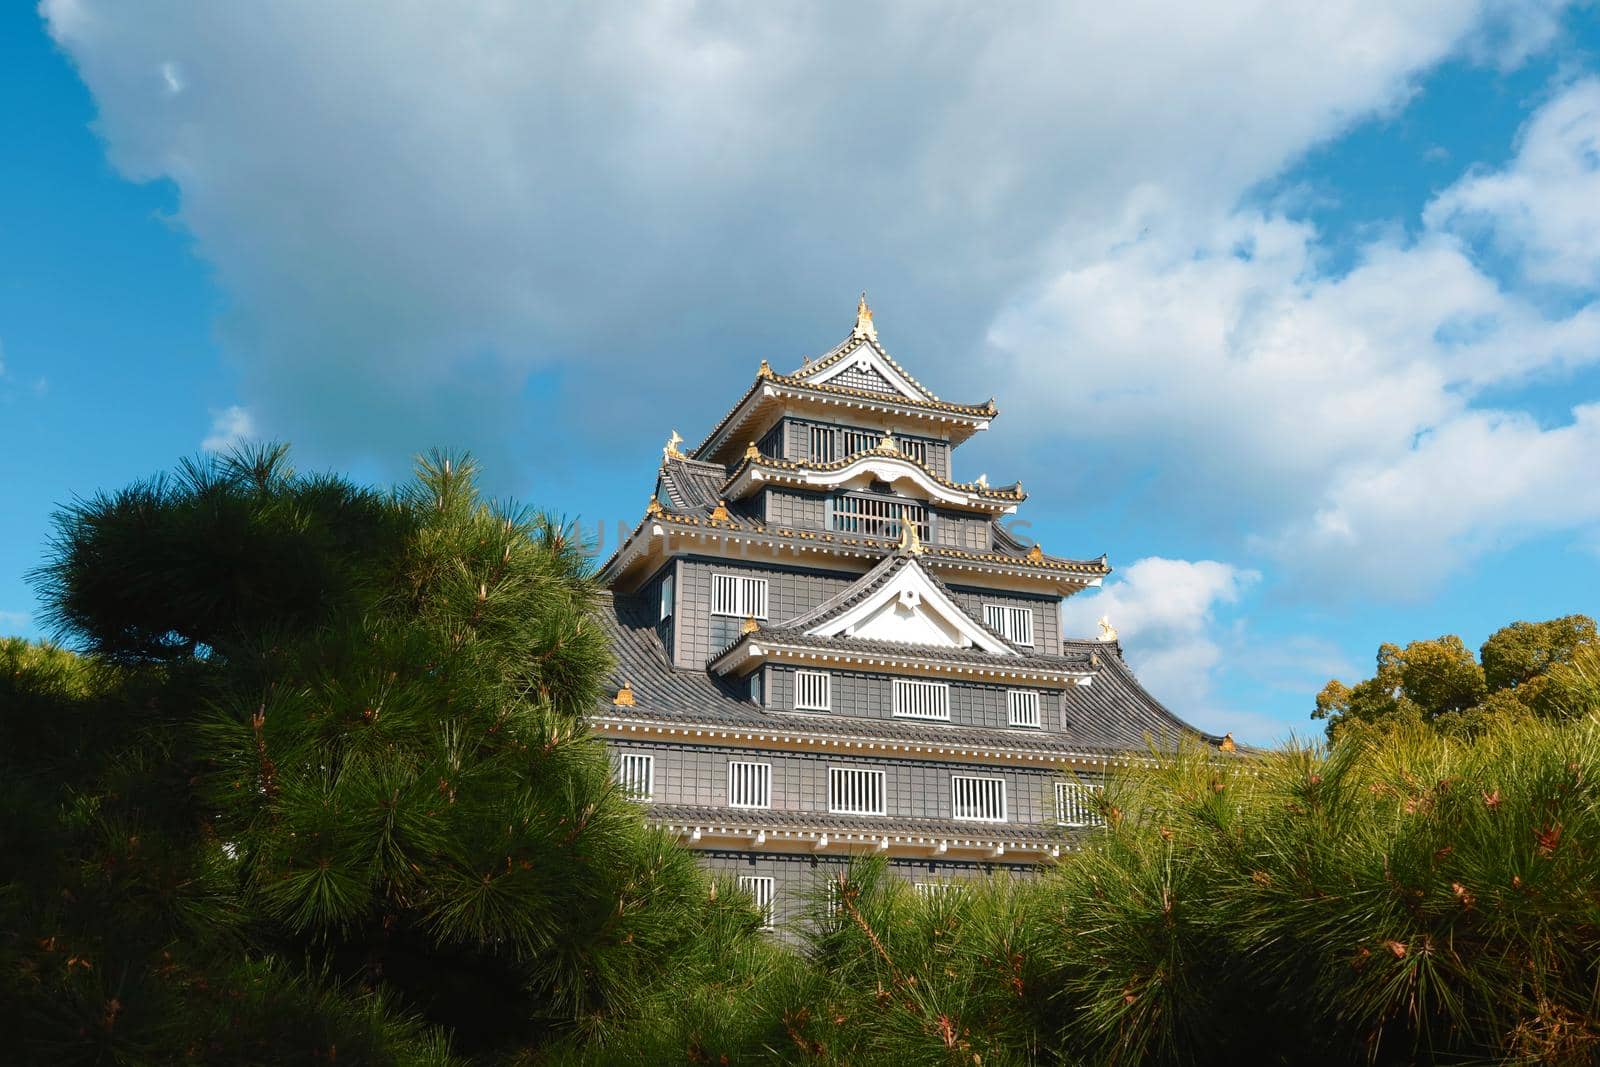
left=1056, top=782, right=1105, bottom=827
left=1007, top=690, right=1042, bottom=728
left=898, top=438, right=928, bottom=466
left=615, top=753, right=654, bottom=801
left=808, top=425, right=837, bottom=463
left=712, top=573, right=768, bottom=618
left=738, top=875, right=776, bottom=929
left=794, top=670, right=831, bottom=711
left=841, top=429, right=879, bottom=455
left=828, top=767, right=886, bottom=815
left=952, top=774, right=1007, bottom=822
left=984, top=604, right=1035, bottom=646
left=727, top=760, right=771, bottom=809
left=830, top=494, right=930, bottom=542
left=893, top=679, right=950, bottom=721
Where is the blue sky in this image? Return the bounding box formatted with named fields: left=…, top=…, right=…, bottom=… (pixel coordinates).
left=3, top=2, right=1598, bottom=742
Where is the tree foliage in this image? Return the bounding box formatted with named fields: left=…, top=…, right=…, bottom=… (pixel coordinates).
left=7, top=446, right=1597, bottom=1063
left=1313, top=616, right=1597, bottom=739
left=3, top=446, right=782, bottom=1063
left=583, top=720, right=1600, bottom=1066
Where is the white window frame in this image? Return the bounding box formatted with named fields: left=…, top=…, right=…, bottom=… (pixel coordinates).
left=616, top=752, right=654, bottom=801
left=727, top=760, right=772, bottom=809
left=828, top=766, right=887, bottom=816
left=984, top=603, right=1035, bottom=646
left=1056, top=781, right=1105, bottom=827
left=1007, top=689, right=1042, bottom=729
left=794, top=669, right=832, bottom=711
left=738, top=875, right=776, bottom=929
left=711, top=573, right=769, bottom=619
left=892, top=679, right=951, bottom=721
left=914, top=881, right=963, bottom=900
left=951, top=774, right=1007, bottom=822
left=658, top=571, right=675, bottom=622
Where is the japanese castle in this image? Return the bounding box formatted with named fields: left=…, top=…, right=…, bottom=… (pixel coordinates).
left=593, top=296, right=1225, bottom=929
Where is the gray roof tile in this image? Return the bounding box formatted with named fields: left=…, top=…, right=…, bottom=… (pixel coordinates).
left=595, top=592, right=1212, bottom=756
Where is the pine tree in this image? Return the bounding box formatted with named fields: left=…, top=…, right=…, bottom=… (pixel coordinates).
left=3, top=446, right=779, bottom=1062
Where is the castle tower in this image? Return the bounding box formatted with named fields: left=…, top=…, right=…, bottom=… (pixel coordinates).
left=592, top=297, right=1221, bottom=929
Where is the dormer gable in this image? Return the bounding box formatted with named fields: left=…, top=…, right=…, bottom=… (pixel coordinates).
left=804, top=557, right=1015, bottom=654
left=770, top=542, right=1016, bottom=656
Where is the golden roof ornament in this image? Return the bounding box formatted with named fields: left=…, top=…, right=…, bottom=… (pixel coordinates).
left=645, top=498, right=665, bottom=518
left=744, top=441, right=761, bottom=460
left=710, top=499, right=730, bottom=521
left=757, top=359, right=774, bottom=379
left=1219, top=733, right=1237, bottom=753
left=613, top=681, right=636, bottom=707
left=852, top=291, right=878, bottom=342
left=1097, top=616, right=1119, bottom=642
left=1027, top=544, right=1044, bottom=562
left=878, top=430, right=898, bottom=453
left=974, top=473, right=988, bottom=489
left=740, top=616, right=760, bottom=634
left=897, top=521, right=926, bottom=556
left=663, top=429, right=684, bottom=462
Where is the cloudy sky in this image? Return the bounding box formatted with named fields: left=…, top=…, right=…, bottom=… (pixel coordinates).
left=3, top=2, right=1598, bottom=740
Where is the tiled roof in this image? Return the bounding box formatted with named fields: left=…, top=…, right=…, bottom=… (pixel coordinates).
left=711, top=632, right=1097, bottom=681
left=787, top=334, right=942, bottom=402
left=657, top=456, right=731, bottom=512
left=756, top=550, right=1037, bottom=656
left=597, top=508, right=1112, bottom=589
left=692, top=369, right=995, bottom=461
left=644, top=803, right=1078, bottom=847
left=1060, top=638, right=1226, bottom=748
left=722, top=443, right=1025, bottom=505
left=595, top=592, right=1209, bottom=757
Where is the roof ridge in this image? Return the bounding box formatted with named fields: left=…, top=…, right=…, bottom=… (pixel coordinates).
left=723, top=443, right=1025, bottom=504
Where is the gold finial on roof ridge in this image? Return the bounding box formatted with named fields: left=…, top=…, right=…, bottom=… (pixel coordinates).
left=645, top=498, right=665, bottom=518
left=710, top=499, right=730, bottom=521
left=740, top=616, right=760, bottom=634
left=1219, top=733, right=1237, bottom=753
left=744, top=441, right=761, bottom=460
left=853, top=291, right=878, bottom=342
left=613, top=681, right=636, bottom=707
left=974, top=473, right=988, bottom=489
left=1027, top=544, right=1044, bottom=563
left=757, top=359, right=773, bottom=379
left=878, top=430, right=897, bottom=453
left=1097, top=616, right=1118, bottom=642
left=663, top=429, right=684, bottom=462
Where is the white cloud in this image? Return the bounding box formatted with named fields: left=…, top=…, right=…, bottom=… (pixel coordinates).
left=991, top=78, right=1600, bottom=599
left=37, top=1, right=1598, bottom=618
left=1426, top=79, right=1600, bottom=289
left=41, top=1, right=1556, bottom=467
left=202, top=405, right=256, bottom=452
left=1061, top=557, right=1259, bottom=730
left=1274, top=404, right=1600, bottom=590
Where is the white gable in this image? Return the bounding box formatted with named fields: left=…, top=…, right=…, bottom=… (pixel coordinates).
left=805, top=559, right=1014, bottom=654
left=804, top=341, right=933, bottom=402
